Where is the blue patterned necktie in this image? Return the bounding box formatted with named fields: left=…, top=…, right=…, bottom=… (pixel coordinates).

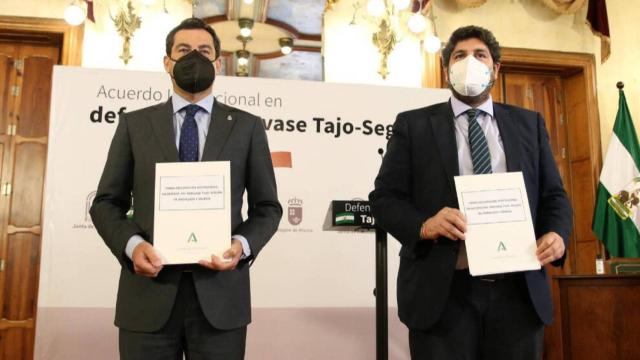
left=466, top=109, right=493, bottom=174
left=179, top=104, right=201, bottom=162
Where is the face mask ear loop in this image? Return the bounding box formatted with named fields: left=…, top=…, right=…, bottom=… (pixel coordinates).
left=168, top=58, right=176, bottom=80
left=167, top=54, right=179, bottom=80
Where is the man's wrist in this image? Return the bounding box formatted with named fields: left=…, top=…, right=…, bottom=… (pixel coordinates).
left=231, top=234, right=251, bottom=259
left=420, top=220, right=429, bottom=240
left=125, top=235, right=145, bottom=260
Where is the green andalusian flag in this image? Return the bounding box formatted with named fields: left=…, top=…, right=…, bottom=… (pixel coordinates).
left=335, top=212, right=355, bottom=225
left=592, top=89, right=640, bottom=257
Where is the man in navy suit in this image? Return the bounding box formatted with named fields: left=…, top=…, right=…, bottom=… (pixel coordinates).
left=369, top=25, right=572, bottom=359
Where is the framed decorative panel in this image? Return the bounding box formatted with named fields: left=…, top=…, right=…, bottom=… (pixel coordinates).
left=255, top=50, right=322, bottom=81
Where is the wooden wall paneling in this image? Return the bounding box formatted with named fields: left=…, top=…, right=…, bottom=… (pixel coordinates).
left=532, top=75, right=548, bottom=117
left=541, top=78, right=564, bottom=157
left=569, top=159, right=597, bottom=242
left=4, top=139, right=47, bottom=357
left=0, top=138, right=46, bottom=360
left=564, top=73, right=599, bottom=274
left=563, top=74, right=591, bottom=160
left=8, top=140, right=47, bottom=226
left=500, top=49, right=603, bottom=275
left=545, top=271, right=564, bottom=360
left=0, top=45, right=17, bottom=358
left=490, top=72, right=503, bottom=103
left=422, top=51, right=443, bottom=89
left=0, top=16, right=83, bottom=66
left=548, top=76, right=573, bottom=213
left=503, top=73, right=572, bottom=197
left=15, top=56, right=55, bottom=138
left=0, top=16, right=75, bottom=359
left=575, top=240, right=599, bottom=274
left=498, top=49, right=602, bottom=184
left=0, top=328, right=33, bottom=360
left=6, top=233, right=41, bottom=322
left=0, top=136, right=8, bottom=325
left=0, top=55, right=14, bottom=136
left=503, top=73, right=528, bottom=108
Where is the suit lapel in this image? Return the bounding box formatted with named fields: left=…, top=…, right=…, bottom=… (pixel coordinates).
left=494, top=104, right=522, bottom=172
left=430, top=102, right=459, bottom=184
left=201, top=100, right=236, bottom=161
left=150, top=99, right=180, bottom=162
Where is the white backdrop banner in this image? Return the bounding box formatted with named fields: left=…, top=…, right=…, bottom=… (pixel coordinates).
left=35, top=66, right=450, bottom=359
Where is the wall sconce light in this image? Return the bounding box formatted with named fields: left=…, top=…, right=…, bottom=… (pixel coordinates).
left=407, top=12, right=427, bottom=33
left=421, top=9, right=441, bottom=54
left=236, top=49, right=250, bottom=76
left=110, top=0, right=142, bottom=65
left=393, top=0, right=411, bottom=10
left=325, top=0, right=340, bottom=11
left=279, top=37, right=293, bottom=55
left=64, top=0, right=86, bottom=26
left=367, top=0, right=386, bottom=17
left=423, top=34, right=441, bottom=53
left=243, top=0, right=255, bottom=4
left=238, top=18, right=254, bottom=38
left=236, top=49, right=250, bottom=66
left=364, top=0, right=441, bottom=78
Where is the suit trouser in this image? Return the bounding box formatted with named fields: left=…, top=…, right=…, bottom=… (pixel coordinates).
left=119, top=272, right=246, bottom=360
left=409, top=270, right=543, bottom=360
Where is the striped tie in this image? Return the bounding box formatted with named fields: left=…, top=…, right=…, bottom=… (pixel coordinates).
left=466, top=109, right=493, bottom=174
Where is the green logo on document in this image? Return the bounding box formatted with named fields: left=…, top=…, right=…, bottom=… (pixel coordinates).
left=497, top=241, right=507, bottom=252
left=188, top=233, right=198, bottom=243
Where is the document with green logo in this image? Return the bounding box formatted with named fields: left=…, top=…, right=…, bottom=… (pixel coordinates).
left=454, top=172, right=541, bottom=276
left=153, top=161, right=231, bottom=264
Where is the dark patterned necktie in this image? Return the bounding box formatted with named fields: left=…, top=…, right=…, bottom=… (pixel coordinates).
left=466, top=108, right=492, bottom=174
left=179, top=104, right=201, bottom=162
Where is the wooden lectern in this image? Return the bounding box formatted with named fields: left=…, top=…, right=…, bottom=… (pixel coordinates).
left=546, top=275, right=640, bottom=360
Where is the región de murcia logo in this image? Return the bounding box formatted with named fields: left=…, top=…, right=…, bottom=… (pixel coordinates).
left=608, top=177, right=640, bottom=220
left=287, top=197, right=303, bottom=226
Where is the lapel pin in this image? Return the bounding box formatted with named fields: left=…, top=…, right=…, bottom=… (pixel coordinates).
left=227, top=115, right=233, bottom=121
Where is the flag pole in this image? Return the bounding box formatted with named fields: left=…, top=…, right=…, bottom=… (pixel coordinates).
left=595, top=81, right=625, bottom=270
left=604, top=80, right=624, bottom=266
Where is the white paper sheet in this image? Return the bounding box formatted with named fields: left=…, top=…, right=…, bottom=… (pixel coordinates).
left=154, top=161, right=231, bottom=264
left=454, top=172, right=541, bottom=276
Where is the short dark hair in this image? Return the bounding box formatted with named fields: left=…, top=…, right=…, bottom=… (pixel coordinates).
left=441, top=25, right=501, bottom=67
left=165, top=17, right=221, bottom=60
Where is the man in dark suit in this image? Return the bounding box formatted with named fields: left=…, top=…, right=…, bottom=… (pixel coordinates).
left=91, top=18, right=282, bottom=360
left=369, top=25, right=572, bottom=359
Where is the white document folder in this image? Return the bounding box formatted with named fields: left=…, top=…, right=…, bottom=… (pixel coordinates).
left=153, top=161, right=231, bottom=264
left=454, top=172, right=541, bottom=276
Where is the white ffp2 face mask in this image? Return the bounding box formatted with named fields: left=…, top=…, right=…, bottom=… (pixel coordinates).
left=448, top=55, right=493, bottom=97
